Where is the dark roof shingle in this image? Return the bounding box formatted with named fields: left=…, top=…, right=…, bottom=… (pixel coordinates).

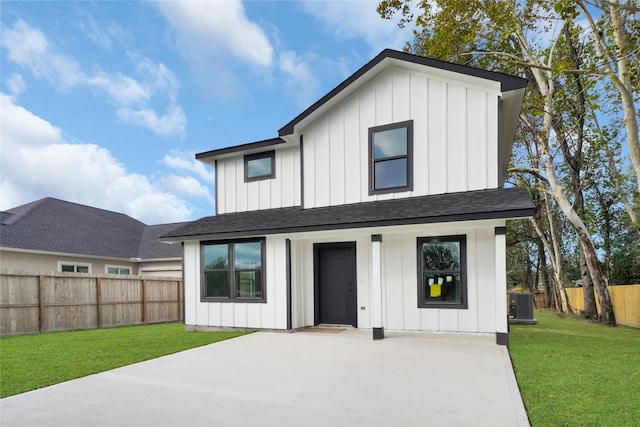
left=1, top=198, right=183, bottom=260
left=162, top=187, right=533, bottom=241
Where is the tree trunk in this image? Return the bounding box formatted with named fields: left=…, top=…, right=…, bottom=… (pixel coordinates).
left=580, top=248, right=597, bottom=318
left=538, top=239, right=552, bottom=308
left=576, top=228, right=617, bottom=325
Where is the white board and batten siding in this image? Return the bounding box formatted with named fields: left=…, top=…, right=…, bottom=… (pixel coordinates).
left=288, top=221, right=502, bottom=334
left=216, top=146, right=301, bottom=215
left=301, top=66, right=501, bottom=209
left=379, top=224, right=498, bottom=333
left=183, top=238, right=288, bottom=329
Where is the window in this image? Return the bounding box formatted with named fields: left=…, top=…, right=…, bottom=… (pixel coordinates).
left=202, top=239, right=265, bottom=302
left=245, top=151, right=275, bottom=182
left=106, top=266, right=131, bottom=275
left=58, top=262, right=91, bottom=273
left=417, top=235, right=467, bottom=309
left=369, top=120, right=413, bottom=194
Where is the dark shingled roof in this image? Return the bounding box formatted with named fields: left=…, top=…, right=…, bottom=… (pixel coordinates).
left=1, top=198, right=184, bottom=260
left=161, top=187, right=533, bottom=241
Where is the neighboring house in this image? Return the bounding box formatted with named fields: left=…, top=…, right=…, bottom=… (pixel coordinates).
left=161, top=49, right=534, bottom=344
left=0, top=198, right=184, bottom=277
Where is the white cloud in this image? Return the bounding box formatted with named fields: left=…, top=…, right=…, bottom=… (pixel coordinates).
left=300, top=1, right=413, bottom=55
left=162, top=175, right=211, bottom=198
left=5, top=74, right=26, bottom=96
left=154, top=0, right=273, bottom=68
left=117, top=105, right=187, bottom=137
left=0, top=94, right=195, bottom=224
left=0, top=20, right=185, bottom=136
left=153, top=0, right=274, bottom=99
left=161, top=150, right=215, bottom=182
left=279, top=51, right=320, bottom=108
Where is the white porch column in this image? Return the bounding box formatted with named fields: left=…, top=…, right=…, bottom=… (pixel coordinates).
left=371, top=234, right=384, bottom=339
left=495, top=227, right=509, bottom=345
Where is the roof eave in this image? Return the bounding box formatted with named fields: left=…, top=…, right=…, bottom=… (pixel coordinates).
left=159, top=207, right=534, bottom=242
left=195, top=137, right=287, bottom=162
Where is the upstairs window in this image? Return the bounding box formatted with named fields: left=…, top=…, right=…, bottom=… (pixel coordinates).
left=245, top=151, right=275, bottom=182
left=202, top=239, right=266, bottom=302
left=369, top=120, right=413, bottom=194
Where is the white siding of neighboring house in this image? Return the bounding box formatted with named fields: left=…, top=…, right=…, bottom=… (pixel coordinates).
left=215, top=146, right=301, bottom=214
left=184, top=219, right=503, bottom=334
left=301, top=66, right=501, bottom=209
left=0, top=249, right=183, bottom=278
left=137, top=260, right=182, bottom=278
left=0, top=249, right=136, bottom=275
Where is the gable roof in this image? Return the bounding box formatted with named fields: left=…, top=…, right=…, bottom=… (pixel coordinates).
left=161, top=187, right=534, bottom=241
left=194, top=49, right=527, bottom=170
left=278, top=49, right=528, bottom=139
left=1, top=198, right=184, bottom=260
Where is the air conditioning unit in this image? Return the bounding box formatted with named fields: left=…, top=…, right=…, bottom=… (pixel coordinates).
left=508, top=293, right=538, bottom=324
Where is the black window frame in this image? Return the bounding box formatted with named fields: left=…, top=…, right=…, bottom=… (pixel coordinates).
left=417, top=235, right=467, bottom=309
left=244, top=151, right=275, bottom=182
left=368, top=120, right=413, bottom=195
left=201, top=238, right=267, bottom=303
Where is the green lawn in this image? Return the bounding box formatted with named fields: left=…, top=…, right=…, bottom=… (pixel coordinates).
left=0, top=323, right=250, bottom=398
left=509, top=310, right=640, bottom=427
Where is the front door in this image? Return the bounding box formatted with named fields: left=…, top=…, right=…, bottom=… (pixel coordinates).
left=314, top=243, right=357, bottom=327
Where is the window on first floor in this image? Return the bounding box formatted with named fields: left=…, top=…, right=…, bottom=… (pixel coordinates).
left=245, top=151, right=275, bottom=182
left=201, top=239, right=266, bottom=302
left=417, top=235, right=467, bottom=309
left=58, top=261, right=91, bottom=273
left=106, top=265, right=131, bottom=275
left=369, top=120, right=413, bottom=194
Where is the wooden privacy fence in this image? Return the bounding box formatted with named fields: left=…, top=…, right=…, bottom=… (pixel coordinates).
left=565, top=284, right=640, bottom=328
left=0, top=270, right=183, bottom=336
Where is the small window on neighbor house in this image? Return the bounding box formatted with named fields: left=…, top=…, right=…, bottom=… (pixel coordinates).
left=369, top=120, right=413, bottom=194
left=202, top=239, right=265, bottom=302
left=106, top=266, right=131, bottom=275
left=59, top=262, right=91, bottom=273
left=417, top=235, right=467, bottom=309
left=245, top=151, right=275, bottom=182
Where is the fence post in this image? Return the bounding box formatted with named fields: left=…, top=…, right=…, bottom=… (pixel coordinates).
left=38, top=275, right=45, bottom=333
left=141, top=279, right=146, bottom=324
left=178, top=280, right=183, bottom=322
left=96, top=277, right=103, bottom=328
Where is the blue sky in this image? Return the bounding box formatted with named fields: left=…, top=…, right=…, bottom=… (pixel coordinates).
left=1, top=1, right=413, bottom=224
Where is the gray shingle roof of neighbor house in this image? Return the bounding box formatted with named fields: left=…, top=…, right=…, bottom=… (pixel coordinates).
left=160, top=187, right=534, bottom=241
left=0, top=198, right=184, bottom=260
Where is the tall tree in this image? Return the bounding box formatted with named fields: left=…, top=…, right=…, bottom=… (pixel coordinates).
left=579, top=1, right=640, bottom=191
left=378, top=0, right=617, bottom=323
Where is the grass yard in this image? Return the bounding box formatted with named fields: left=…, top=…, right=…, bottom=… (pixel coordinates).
left=0, top=323, right=250, bottom=398
left=509, top=310, right=640, bottom=426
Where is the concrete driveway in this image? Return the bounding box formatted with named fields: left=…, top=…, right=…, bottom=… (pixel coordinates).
left=1, top=329, right=529, bottom=427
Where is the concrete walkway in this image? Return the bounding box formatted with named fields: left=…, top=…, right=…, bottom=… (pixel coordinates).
left=1, top=329, right=529, bottom=427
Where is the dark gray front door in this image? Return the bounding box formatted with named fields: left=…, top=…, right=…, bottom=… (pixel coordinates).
left=314, top=243, right=357, bottom=327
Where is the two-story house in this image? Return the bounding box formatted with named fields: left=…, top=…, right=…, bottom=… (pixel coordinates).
left=161, top=49, right=533, bottom=344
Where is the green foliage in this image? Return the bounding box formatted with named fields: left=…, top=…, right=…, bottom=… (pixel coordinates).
left=422, top=242, right=460, bottom=270
left=0, top=324, right=250, bottom=398
left=510, top=311, right=640, bottom=426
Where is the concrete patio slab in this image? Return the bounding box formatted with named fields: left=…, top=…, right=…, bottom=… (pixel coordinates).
left=1, top=329, right=529, bottom=426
